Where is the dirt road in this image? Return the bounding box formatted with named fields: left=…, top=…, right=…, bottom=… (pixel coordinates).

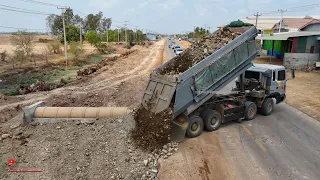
left=159, top=38, right=320, bottom=180
left=0, top=39, right=166, bottom=180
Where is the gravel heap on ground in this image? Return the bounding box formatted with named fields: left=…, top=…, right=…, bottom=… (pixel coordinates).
left=159, top=28, right=241, bottom=75
left=130, top=107, right=173, bottom=152
left=0, top=112, right=179, bottom=180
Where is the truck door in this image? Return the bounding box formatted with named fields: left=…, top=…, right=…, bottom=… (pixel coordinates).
left=277, top=69, right=286, bottom=92
left=270, top=69, right=286, bottom=101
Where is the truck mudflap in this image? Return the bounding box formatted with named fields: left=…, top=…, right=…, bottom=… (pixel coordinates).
left=171, top=121, right=189, bottom=142
left=141, top=74, right=177, bottom=113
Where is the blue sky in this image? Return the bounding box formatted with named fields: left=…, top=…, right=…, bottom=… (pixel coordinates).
left=0, top=0, right=320, bottom=34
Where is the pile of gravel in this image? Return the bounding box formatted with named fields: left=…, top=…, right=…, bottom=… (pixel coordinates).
left=159, top=28, right=241, bottom=75
left=130, top=107, right=173, bottom=152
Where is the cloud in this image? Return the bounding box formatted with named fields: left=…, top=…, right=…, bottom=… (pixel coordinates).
left=139, top=1, right=149, bottom=8
left=88, top=0, right=122, bottom=8
left=139, top=0, right=157, bottom=8
left=157, top=0, right=182, bottom=10
left=124, top=8, right=136, bottom=15
left=218, top=7, right=228, bottom=13
left=237, top=8, right=248, bottom=14
left=195, top=6, right=208, bottom=16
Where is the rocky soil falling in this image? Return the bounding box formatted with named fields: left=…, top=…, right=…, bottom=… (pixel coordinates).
left=159, top=28, right=241, bottom=75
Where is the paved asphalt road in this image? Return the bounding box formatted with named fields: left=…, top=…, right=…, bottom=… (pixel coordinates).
left=165, top=38, right=320, bottom=179
left=167, top=39, right=182, bottom=58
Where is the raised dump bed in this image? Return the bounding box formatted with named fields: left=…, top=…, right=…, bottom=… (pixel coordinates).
left=142, top=27, right=257, bottom=119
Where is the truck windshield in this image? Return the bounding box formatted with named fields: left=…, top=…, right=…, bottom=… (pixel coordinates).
left=245, top=71, right=259, bottom=80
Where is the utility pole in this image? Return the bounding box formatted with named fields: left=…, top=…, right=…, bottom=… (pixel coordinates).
left=208, top=27, right=211, bottom=33
left=278, top=9, right=287, bottom=33
left=79, top=23, right=83, bottom=48
left=80, top=26, right=82, bottom=47
left=117, top=26, right=120, bottom=42
left=135, top=26, right=138, bottom=41
left=204, top=24, right=207, bottom=31
left=124, top=21, right=129, bottom=45
left=253, top=12, right=262, bottom=27
left=58, top=7, right=68, bottom=69
left=106, top=27, right=109, bottom=44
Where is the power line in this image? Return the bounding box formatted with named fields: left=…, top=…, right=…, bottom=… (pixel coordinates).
left=0, top=7, right=51, bottom=15
left=259, top=3, right=320, bottom=15
left=0, top=4, right=53, bottom=14
left=18, top=0, right=67, bottom=8
left=0, top=4, right=53, bottom=15
left=0, top=25, right=47, bottom=31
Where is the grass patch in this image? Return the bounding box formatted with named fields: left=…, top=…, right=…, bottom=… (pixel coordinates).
left=0, top=55, right=104, bottom=96
left=0, top=68, right=73, bottom=95
left=88, top=55, right=104, bottom=64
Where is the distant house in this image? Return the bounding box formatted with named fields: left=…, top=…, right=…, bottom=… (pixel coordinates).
left=272, top=17, right=320, bottom=32
left=146, top=33, right=157, bottom=41
left=257, top=31, right=320, bottom=69
left=241, top=16, right=305, bottom=32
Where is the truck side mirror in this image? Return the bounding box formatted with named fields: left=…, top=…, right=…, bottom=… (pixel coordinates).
left=291, top=69, right=295, bottom=79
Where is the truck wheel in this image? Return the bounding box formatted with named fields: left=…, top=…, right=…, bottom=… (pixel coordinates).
left=201, top=109, right=222, bottom=131
left=261, top=98, right=274, bottom=116
left=186, top=115, right=204, bottom=138
left=244, top=101, right=257, bottom=120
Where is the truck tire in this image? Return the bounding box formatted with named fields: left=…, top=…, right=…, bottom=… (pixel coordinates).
left=260, top=98, right=274, bottom=116
left=200, top=109, right=222, bottom=131
left=186, top=115, right=204, bottom=138
left=244, top=101, right=257, bottom=120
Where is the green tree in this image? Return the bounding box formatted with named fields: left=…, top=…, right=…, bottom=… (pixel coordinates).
left=60, top=25, right=82, bottom=43
left=84, top=12, right=103, bottom=32
left=46, top=8, right=74, bottom=36
left=86, top=30, right=98, bottom=45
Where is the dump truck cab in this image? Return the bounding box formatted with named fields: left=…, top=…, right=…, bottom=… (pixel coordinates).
left=245, top=64, right=287, bottom=104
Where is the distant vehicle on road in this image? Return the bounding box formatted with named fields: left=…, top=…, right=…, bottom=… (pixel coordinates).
left=171, top=42, right=177, bottom=49
left=178, top=38, right=181, bottom=41
left=169, top=42, right=175, bottom=48
left=175, top=48, right=183, bottom=55
left=173, top=45, right=181, bottom=50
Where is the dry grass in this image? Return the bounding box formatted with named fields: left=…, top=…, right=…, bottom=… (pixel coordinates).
left=286, top=71, right=320, bottom=120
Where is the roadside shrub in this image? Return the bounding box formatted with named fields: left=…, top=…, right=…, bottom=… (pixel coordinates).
left=105, top=45, right=116, bottom=54
left=60, top=25, right=82, bottom=43
left=38, top=38, right=52, bottom=43
left=11, top=30, right=35, bottom=56
left=69, top=41, right=84, bottom=66
left=86, top=30, right=108, bottom=53
left=0, top=50, right=7, bottom=61
left=49, top=40, right=62, bottom=54
left=123, top=44, right=131, bottom=49
left=13, top=48, right=26, bottom=67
